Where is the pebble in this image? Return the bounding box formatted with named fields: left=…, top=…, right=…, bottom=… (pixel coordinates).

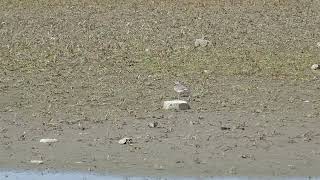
left=288, top=139, right=297, bottom=143
left=311, top=64, right=320, bottom=70
left=193, top=157, right=202, bottom=164
left=240, top=154, right=250, bottom=159
left=118, top=137, right=132, bottom=145
left=30, top=160, right=43, bottom=164
left=189, top=121, right=198, bottom=125
left=74, top=161, right=85, bottom=164
left=154, top=164, right=164, bottom=170
left=39, top=139, right=58, bottom=143
left=195, top=38, right=210, bottom=47
left=288, top=164, right=296, bottom=169
left=148, top=122, right=158, bottom=128
left=228, top=166, right=237, bottom=175
left=220, top=126, right=231, bottom=130
left=163, top=100, right=190, bottom=110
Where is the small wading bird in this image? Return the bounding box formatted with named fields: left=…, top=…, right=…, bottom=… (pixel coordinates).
left=174, top=81, right=190, bottom=100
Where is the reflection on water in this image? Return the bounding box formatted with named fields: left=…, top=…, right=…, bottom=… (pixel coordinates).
left=0, top=170, right=317, bottom=180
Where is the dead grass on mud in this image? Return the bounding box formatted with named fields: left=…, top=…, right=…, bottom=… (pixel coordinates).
left=1, top=0, right=320, bottom=78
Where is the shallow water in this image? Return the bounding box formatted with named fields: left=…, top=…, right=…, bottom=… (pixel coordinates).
left=0, top=170, right=318, bottom=180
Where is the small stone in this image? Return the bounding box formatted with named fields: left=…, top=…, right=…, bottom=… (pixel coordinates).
left=221, top=126, right=231, bottom=130
left=311, top=64, right=320, bottom=70
left=154, top=164, right=164, bottom=170
left=148, top=122, right=158, bottom=128
left=0, top=128, right=8, bottom=133
left=253, top=109, right=262, bottom=113
left=152, top=115, right=164, bottom=119
left=118, top=137, right=132, bottom=145
left=74, top=161, right=85, bottom=164
left=163, top=100, right=190, bottom=110
left=39, top=139, right=58, bottom=143
left=193, top=157, right=202, bottom=164
left=30, top=160, right=43, bottom=164
left=240, top=154, right=252, bottom=159
left=288, top=139, right=297, bottom=143
left=228, top=166, right=237, bottom=175
left=306, top=114, right=313, bottom=118
left=303, top=137, right=312, bottom=142
left=288, top=164, right=296, bottom=169
left=195, top=38, right=210, bottom=47
left=221, top=102, right=227, bottom=107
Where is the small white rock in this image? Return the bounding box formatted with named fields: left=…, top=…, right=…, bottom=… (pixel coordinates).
left=163, top=100, right=190, bottom=110
left=311, top=64, right=320, bottom=70
left=40, top=138, right=58, bottom=143
left=74, top=161, right=84, bottom=164
left=228, top=166, right=237, bottom=175
left=30, top=160, right=43, bottom=164
left=195, top=38, right=210, bottom=47
left=148, top=122, right=158, bottom=128
left=317, top=42, right=320, bottom=47
left=288, top=164, right=296, bottom=169
left=118, top=137, right=132, bottom=145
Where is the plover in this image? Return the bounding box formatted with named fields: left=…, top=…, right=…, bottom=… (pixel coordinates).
left=174, top=81, right=190, bottom=98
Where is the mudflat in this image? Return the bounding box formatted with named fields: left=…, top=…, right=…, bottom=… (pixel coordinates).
left=1, top=0, right=320, bottom=176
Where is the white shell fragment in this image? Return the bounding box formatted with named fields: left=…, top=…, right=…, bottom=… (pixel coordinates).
left=118, top=137, right=132, bottom=145
left=40, top=138, right=58, bottom=143
left=195, top=38, right=210, bottom=47
left=148, top=122, right=158, bottom=128
left=30, top=160, right=43, bottom=164
left=311, top=64, right=320, bottom=70
left=163, top=100, right=190, bottom=110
